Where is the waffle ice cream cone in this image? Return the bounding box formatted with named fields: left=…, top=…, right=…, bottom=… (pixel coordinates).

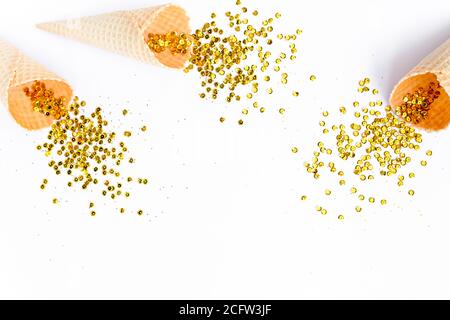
left=0, top=39, right=72, bottom=130
left=37, top=4, right=191, bottom=69
left=390, top=38, right=450, bottom=131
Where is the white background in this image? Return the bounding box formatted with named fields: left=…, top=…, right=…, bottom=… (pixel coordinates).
left=0, top=0, right=449, bottom=299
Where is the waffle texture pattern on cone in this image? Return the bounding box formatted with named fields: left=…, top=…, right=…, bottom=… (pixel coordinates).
left=391, top=38, right=450, bottom=131
left=37, top=4, right=191, bottom=69
left=0, top=39, right=72, bottom=130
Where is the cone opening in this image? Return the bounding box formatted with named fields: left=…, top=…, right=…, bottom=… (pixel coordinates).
left=8, top=80, right=73, bottom=130
left=143, top=4, right=191, bottom=69
left=391, top=72, right=450, bottom=131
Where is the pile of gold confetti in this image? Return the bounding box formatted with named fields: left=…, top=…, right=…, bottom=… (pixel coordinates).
left=147, top=0, right=304, bottom=125
left=395, top=82, right=442, bottom=125
left=299, top=78, right=435, bottom=221
left=26, top=81, right=148, bottom=216
left=147, top=32, right=192, bottom=55
left=24, top=81, right=67, bottom=120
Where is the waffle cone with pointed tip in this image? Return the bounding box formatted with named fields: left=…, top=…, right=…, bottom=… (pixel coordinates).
left=37, top=4, right=191, bottom=69
left=390, top=38, right=450, bottom=131
left=0, top=39, right=72, bottom=130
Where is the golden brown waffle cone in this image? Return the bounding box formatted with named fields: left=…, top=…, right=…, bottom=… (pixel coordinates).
left=0, top=39, right=72, bottom=130
left=37, top=4, right=191, bottom=69
left=390, top=38, right=450, bottom=131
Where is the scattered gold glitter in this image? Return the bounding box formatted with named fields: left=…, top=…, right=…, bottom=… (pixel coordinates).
left=158, top=3, right=305, bottom=125
left=26, top=81, right=149, bottom=216
left=301, top=78, right=434, bottom=220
